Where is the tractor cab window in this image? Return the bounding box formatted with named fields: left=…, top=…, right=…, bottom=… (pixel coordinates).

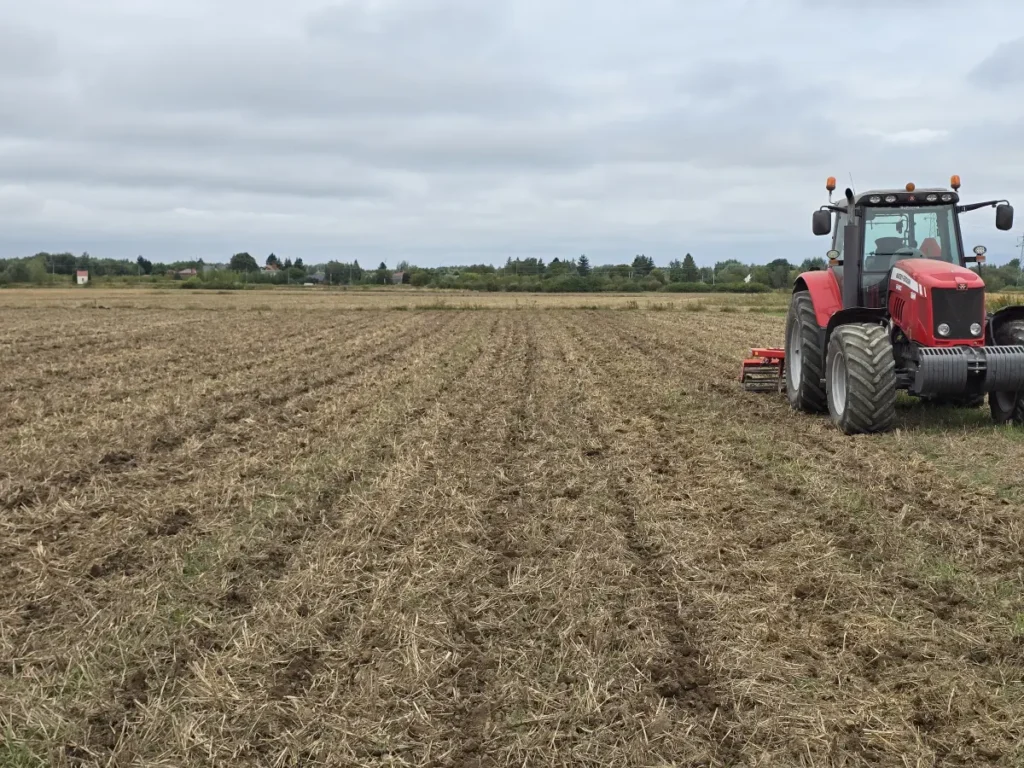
left=863, top=206, right=962, bottom=269
left=860, top=205, right=962, bottom=306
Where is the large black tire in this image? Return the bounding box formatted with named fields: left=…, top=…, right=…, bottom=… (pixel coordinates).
left=826, top=324, right=897, bottom=435
left=990, top=320, right=1024, bottom=425
left=784, top=291, right=827, bottom=413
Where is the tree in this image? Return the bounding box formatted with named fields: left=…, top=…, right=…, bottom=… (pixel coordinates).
left=136, top=255, right=153, bottom=275
left=800, top=257, right=827, bottom=272
left=765, top=258, right=793, bottom=289
left=397, top=260, right=410, bottom=273
left=410, top=269, right=431, bottom=287
left=577, top=254, right=591, bottom=277
left=631, top=254, right=654, bottom=277
left=283, top=257, right=293, bottom=269
left=376, top=261, right=389, bottom=284
left=547, top=257, right=571, bottom=276
left=294, top=257, right=304, bottom=269
left=266, top=253, right=280, bottom=267
left=230, top=252, right=259, bottom=272
left=3, top=261, right=30, bottom=283
left=681, top=253, right=699, bottom=282
left=714, top=260, right=748, bottom=283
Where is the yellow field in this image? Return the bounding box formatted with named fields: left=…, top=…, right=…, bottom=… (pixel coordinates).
left=1, top=289, right=1022, bottom=767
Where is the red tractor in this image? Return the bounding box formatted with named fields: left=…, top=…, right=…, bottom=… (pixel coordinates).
left=741, top=175, right=1024, bottom=434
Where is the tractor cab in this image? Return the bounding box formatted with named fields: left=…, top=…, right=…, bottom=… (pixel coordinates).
left=829, top=190, right=966, bottom=309
left=812, top=178, right=1013, bottom=312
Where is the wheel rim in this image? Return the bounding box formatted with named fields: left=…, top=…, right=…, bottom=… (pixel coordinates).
left=830, top=351, right=847, bottom=417
left=787, top=320, right=802, bottom=391
left=994, top=390, right=1017, bottom=412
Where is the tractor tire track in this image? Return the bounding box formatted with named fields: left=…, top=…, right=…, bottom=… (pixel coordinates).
left=558, top=315, right=746, bottom=767
left=572, top=310, right=1024, bottom=765
left=3, top=314, right=497, bottom=767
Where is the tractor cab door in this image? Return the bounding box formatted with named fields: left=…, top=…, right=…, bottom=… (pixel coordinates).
left=831, top=208, right=889, bottom=309
left=829, top=210, right=847, bottom=298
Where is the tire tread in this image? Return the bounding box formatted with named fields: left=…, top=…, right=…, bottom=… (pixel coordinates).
left=990, top=320, right=1024, bottom=425
left=785, top=291, right=827, bottom=413
left=827, top=324, right=897, bottom=434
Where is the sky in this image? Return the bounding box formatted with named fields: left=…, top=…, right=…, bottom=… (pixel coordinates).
left=3, top=0, right=1024, bottom=267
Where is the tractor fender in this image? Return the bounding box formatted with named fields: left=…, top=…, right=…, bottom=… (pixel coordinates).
left=987, top=305, right=1024, bottom=345
left=825, top=308, right=889, bottom=351
left=794, top=270, right=843, bottom=329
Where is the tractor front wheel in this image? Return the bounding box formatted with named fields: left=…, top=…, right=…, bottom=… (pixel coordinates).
left=826, top=323, right=897, bottom=435
left=989, top=320, right=1024, bottom=425
left=785, top=290, right=826, bottom=413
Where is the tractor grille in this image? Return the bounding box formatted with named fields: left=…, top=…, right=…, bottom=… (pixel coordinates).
left=931, top=287, right=985, bottom=339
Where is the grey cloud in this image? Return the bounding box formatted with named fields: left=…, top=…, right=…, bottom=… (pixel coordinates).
left=969, top=37, right=1024, bottom=87
left=0, top=25, right=64, bottom=78
left=87, top=1, right=564, bottom=121
left=1, top=0, right=1023, bottom=264
left=0, top=141, right=395, bottom=200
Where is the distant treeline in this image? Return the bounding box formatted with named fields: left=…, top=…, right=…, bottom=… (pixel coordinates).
left=4, top=251, right=1024, bottom=293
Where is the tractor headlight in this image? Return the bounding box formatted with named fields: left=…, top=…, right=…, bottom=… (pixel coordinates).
left=885, top=195, right=898, bottom=203
left=971, top=322, right=983, bottom=336
left=941, top=194, right=953, bottom=202
left=869, top=195, right=881, bottom=203
left=926, top=194, right=938, bottom=202
left=938, top=323, right=951, bottom=337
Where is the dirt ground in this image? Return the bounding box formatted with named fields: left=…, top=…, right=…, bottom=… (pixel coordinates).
left=1, top=290, right=1022, bottom=767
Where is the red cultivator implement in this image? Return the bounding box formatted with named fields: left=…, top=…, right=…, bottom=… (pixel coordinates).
left=739, top=348, right=785, bottom=393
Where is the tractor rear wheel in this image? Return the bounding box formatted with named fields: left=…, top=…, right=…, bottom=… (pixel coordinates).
left=989, top=320, right=1024, bottom=425
left=785, top=290, right=826, bottom=413
left=826, top=323, right=897, bottom=435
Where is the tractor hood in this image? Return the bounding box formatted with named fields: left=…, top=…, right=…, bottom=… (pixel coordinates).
left=891, top=258, right=984, bottom=295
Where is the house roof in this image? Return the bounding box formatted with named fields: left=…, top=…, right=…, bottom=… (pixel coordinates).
left=76, top=270, right=88, bottom=276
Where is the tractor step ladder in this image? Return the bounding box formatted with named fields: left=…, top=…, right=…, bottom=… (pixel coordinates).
left=740, top=348, right=786, bottom=393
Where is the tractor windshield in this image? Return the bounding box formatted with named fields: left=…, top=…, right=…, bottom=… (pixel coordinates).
left=863, top=205, right=962, bottom=270
left=856, top=205, right=963, bottom=308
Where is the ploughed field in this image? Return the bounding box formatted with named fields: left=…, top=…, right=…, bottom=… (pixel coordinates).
left=1, top=289, right=1022, bottom=767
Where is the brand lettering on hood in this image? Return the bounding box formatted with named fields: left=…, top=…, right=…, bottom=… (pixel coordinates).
left=891, top=267, right=924, bottom=295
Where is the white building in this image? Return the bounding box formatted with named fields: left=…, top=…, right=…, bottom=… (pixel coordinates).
left=76, top=270, right=89, bottom=285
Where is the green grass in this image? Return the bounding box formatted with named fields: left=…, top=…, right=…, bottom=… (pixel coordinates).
left=918, top=555, right=961, bottom=587
left=182, top=539, right=218, bottom=578
left=0, top=729, right=46, bottom=768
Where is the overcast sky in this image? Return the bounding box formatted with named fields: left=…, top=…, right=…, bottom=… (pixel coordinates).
left=2, top=0, right=1024, bottom=266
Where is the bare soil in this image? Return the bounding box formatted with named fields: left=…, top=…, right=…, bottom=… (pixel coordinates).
left=1, top=291, right=1021, bottom=767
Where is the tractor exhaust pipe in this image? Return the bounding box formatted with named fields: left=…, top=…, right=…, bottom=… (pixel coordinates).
left=842, top=188, right=862, bottom=310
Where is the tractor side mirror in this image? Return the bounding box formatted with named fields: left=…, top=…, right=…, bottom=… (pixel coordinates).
left=812, top=209, right=832, bottom=236
left=996, top=203, right=1014, bottom=231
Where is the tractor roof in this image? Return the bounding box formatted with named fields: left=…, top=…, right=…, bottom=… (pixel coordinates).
left=852, top=188, right=959, bottom=206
